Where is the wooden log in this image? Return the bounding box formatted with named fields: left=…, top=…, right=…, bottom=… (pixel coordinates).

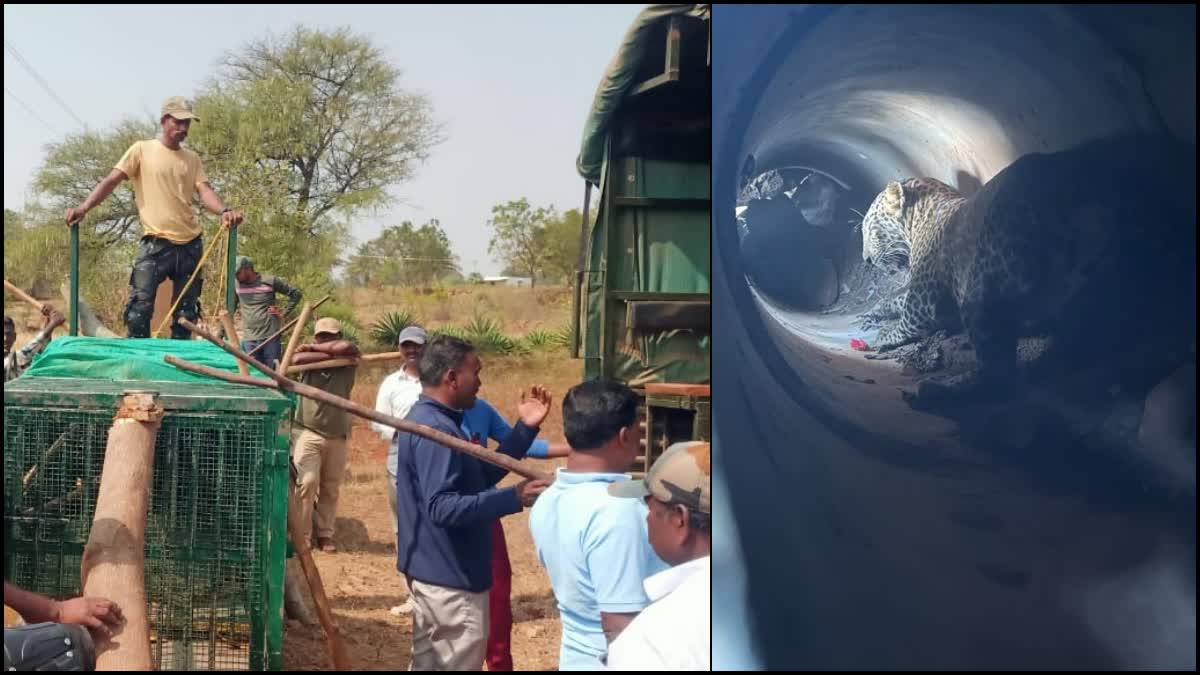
left=81, top=391, right=164, bottom=671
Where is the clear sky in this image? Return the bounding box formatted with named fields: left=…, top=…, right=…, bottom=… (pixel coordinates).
left=3, top=4, right=644, bottom=275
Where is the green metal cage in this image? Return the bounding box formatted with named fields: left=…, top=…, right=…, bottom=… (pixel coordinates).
left=3, top=377, right=292, bottom=671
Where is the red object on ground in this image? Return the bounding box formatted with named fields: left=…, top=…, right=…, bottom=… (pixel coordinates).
left=850, top=338, right=870, bottom=351
left=487, top=520, right=514, bottom=671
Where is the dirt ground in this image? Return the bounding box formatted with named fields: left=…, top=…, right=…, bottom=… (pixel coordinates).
left=282, top=354, right=579, bottom=671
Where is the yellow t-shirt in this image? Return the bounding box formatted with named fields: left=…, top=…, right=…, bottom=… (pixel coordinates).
left=115, top=139, right=209, bottom=244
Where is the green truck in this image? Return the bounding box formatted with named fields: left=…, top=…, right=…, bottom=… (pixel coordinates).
left=572, top=4, right=711, bottom=473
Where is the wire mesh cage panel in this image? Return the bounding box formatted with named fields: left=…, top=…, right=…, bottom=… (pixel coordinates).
left=4, top=377, right=293, bottom=671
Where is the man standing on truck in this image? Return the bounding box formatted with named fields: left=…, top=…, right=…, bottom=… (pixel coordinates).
left=233, top=256, right=302, bottom=370
left=64, top=96, right=244, bottom=339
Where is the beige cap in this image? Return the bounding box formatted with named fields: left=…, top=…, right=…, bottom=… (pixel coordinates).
left=609, top=441, right=711, bottom=514
left=161, top=96, right=199, bottom=122
left=314, top=317, right=343, bottom=336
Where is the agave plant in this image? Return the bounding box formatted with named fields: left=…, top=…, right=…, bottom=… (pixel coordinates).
left=339, top=324, right=361, bottom=345
left=551, top=325, right=573, bottom=348
left=521, top=328, right=570, bottom=353
left=462, top=315, right=502, bottom=337
left=370, top=310, right=419, bottom=349
left=463, top=315, right=520, bottom=355
left=522, top=329, right=554, bottom=349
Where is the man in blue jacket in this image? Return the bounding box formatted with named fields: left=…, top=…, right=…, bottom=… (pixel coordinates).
left=394, top=335, right=552, bottom=671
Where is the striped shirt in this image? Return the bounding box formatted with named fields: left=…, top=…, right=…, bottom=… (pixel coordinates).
left=4, top=327, right=53, bottom=382
left=234, top=274, right=302, bottom=341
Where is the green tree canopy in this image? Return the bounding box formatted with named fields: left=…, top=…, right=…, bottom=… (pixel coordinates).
left=345, top=220, right=460, bottom=287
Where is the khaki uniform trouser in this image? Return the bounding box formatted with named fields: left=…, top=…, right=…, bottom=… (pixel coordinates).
left=292, top=428, right=348, bottom=540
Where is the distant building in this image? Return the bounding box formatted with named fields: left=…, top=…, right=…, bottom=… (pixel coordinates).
left=481, top=276, right=533, bottom=288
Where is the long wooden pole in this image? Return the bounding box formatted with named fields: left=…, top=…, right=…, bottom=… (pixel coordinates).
left=287, top=358, right=358, bottom=374
left=165, top=324, right=552, bottom=483
left=195, top=309, right=345, bottom=667
left=286, top=351, right=405, bottom=375
left=4, top=278, right=46, bottom=311
left=287, top=483, right=351, bottom=670
left=166, top=353, right=551, bottom=483
left=277, top=302, right=314, bottom=375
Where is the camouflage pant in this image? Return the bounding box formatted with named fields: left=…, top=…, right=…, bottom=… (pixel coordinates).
left=124, top=236, right=203, bottom=339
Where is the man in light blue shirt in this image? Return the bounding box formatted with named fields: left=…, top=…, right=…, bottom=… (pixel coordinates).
left=529, top=380, right=668, bottom=670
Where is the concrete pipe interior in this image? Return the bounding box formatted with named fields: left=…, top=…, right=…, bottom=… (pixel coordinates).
left=729, top=4, right=1196, bottom=444
left=714, top=4, right=1195, bottom=670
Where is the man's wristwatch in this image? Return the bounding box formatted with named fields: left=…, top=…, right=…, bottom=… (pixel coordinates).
left=221, top=207, right=233, bottom=215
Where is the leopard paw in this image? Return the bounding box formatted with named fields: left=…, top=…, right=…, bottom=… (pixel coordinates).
left=874, top=323, right=908, bottom=352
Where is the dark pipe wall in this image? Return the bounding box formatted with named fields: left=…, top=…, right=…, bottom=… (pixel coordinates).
left=713, top=4, right=1196, bottom=670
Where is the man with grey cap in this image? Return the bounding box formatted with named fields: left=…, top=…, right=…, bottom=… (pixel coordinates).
left=233, top=256, right=302, bottom=369
left=604, top=441, right=711, bottom=671
left=291, top=317, right=361, bottom=553
left=65, top=96, right=244, bottom=339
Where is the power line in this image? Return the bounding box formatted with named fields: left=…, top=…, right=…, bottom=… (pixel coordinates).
left=3, top=86, right=57, bottom=135
left=352, top=255, right=459, bottom=262
left=4, top=38, right=88, bottom=129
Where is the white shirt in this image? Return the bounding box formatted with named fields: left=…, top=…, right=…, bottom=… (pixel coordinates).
left=605, top=555, right=711, bottom=671
left=374, top=366, right=422, bottom=473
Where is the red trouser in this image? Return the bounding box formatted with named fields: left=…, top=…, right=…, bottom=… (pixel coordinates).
left=487, top=519, right=514, bottom=671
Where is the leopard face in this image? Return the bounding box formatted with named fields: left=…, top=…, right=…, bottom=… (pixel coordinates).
left=860, top=181, right=911, bottom=274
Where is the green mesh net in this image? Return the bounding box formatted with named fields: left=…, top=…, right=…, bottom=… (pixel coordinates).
left=22, top=336, right=275, bottom=383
